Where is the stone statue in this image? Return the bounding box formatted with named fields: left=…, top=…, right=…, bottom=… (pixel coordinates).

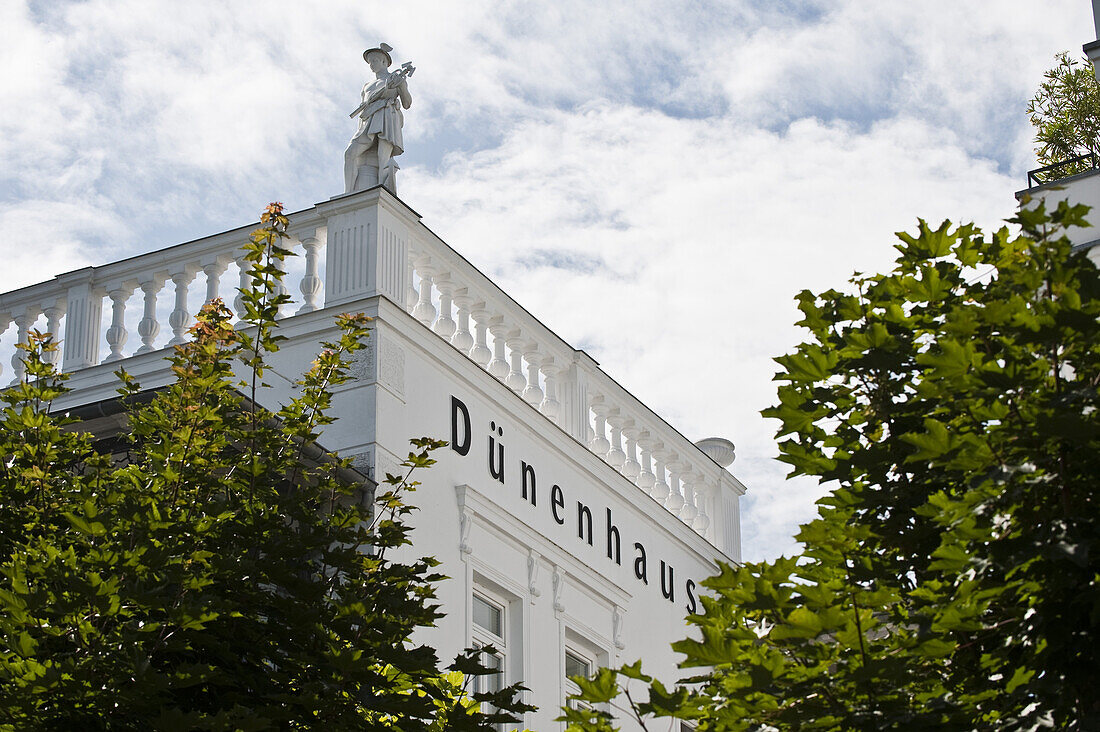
left=344, top=43, right=414, bottom=194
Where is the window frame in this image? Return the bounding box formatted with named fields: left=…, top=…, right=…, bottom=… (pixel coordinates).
left=471, top=591, right=508, bottom=697
left=563, top=643, right=598, bottom=711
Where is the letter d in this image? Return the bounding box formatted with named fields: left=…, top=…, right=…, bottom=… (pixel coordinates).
left=451, top=396, right=471, bottom=456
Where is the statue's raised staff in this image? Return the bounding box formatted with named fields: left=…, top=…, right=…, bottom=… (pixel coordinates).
left=344, top=43, right=414, bottom=194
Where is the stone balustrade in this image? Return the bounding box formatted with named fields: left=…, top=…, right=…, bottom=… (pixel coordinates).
left=404, top=220, right=742, bottom=547
left=0, top=208, right=329, bottom=381
left=0, top=187, right=743, bottom=554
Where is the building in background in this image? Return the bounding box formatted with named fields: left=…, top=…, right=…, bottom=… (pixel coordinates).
left=1018, top=0, right=1100, bottom=250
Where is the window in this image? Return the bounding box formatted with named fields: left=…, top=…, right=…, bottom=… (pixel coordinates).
left=565, top=649, right=591, bottom=679
left=469, top=576, right=526, bottom=730
left=473, top=593, right=503, bottom=638
left=564, top=647, right=595, bottom=711
left=471, top=593, right=506, bottom=696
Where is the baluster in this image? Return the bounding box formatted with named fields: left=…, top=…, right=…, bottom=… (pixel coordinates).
left=588, top=398, right=611, bottom=457
left=412, top=263, right=436, bottom=325
left=43, top=303, right=65, bottom=368
left=539, top=360, right=561, bottom=420
left=297, top=235, right=324, bottom=313
left=521, top=344, right=543, bottom=405
left=469, top=306, right=492, bottom=367
left=203, top=261, right=226, bottom=305
left=679, top=468, right=698, bottom=524
left=0, top=315, right=8, bottom=382
left=665, top=457, right=685, bottom=514
left=621, top=424, right=641, bottom=480
left=168, top=271, right=194, bottom=346
left=433, top=278, right=456, bottom=338
left=274, top=279, right=290, bottom=319
left=650, top=446, right=670, bottom=502
left=234, top=256, right=250, bottom=326
left=504, top=332, right=526, bottom=392
left=451, top=289, right=474, bottom=352
left=135, top=279, right=163, bottom=354
left=405, top=260, right=418, bottom=312
left=605, top=411, right=626, bottom=469
left=636, top=434, right=656, bottom=491
left=693, top=483, right=712, bottom=535
left=487, top=320, right=509, bottom=379
left=8, top=309, right=34, bottom=385
left=104, top=287, right=133, bottom=363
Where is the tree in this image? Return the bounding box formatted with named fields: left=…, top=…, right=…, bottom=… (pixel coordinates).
left=0, top=204, right=530, bottom=730
left=564, top=200, right=1100, bottom=730
left=1027, top=52, right=1100, bottom=180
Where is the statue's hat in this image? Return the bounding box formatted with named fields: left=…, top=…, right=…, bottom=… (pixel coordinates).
left=363, top=43, right=393, bottom=67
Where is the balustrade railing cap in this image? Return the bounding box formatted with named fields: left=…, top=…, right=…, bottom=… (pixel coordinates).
left=0, top=267, right=92, bottom=306
left=316, top=184, right=422, bottom=222
left=574, top=349, right=601, bottom=368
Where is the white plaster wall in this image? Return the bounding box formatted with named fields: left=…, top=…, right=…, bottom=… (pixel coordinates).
left=334, top=298, right=725, bottom=731
left=1022, top=170, right=1100, bottom=248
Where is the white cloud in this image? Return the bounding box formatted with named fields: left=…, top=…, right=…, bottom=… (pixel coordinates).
left=0, top=0, right=1092, bottom=561
left=0, top=199, right=118, bottom=291
left=404, top=102, right=1021, bottom=563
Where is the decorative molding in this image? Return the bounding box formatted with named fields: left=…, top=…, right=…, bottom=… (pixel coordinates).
left=344, top=328, right=405, bottom=400
left=552, top=564, right=565, bottom=613
left=451, top=480, right=632, bottom=608
left=350, top=452, right=373, bottom=481
left=455, top=484, right=473, bottom=556
left=349, top=338, right=376, bottom=382
left=350, top=444, right=402, bottom=485
left=612, top=604, right=626, bottom=651
left=527, top=549, right=542, bottom=602
left=379, top=335, right=406, bottom=397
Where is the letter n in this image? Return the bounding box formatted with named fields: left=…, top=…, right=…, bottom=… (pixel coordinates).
left=577, top=502, right=593, bottom=546
left=521, top=461, right=537, bottom=506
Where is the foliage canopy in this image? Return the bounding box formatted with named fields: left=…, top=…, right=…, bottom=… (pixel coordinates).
left=1027, top=52, right=1100, bottom=179
left=0, top=204, right=529, bottom=730
left=564, top=201, right=1100, bottom=730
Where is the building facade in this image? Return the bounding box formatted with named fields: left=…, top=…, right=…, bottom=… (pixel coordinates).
left=0, top=184, right=746, bottom=730
left=1018, top=1, right=1100, bottom=262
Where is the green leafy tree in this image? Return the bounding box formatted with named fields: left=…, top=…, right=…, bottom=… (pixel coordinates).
left=564, top=200, right=1100, bottom=730
left=1027, top=52, right=1100, bottom=179
left=0, top=203, right=530, bottom=730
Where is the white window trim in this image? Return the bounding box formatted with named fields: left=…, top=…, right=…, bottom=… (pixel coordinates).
left=468, top=566, right=529, bottom=731
left=562, top=624, right=611, bottom=716
left=564, top=644, right=597, bottom=711
left=471, top=591, right=507, bottom=696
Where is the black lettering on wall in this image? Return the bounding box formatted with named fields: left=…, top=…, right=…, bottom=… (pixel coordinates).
left=605, top=508, right=620, bottom=565
left=551, top=485, right=566, bottom=525
left=577, top=502, right=593, bottom=546
left=488, top=421, right=505, bottom=484
left=521, top=461, right=537, bottom=506
left=450, top=396, right=471, bottom=456
left=686, top=579, right=697, bottom=615
left=633, top=542, right=648, bottom=585
left=660, top=561, right=675, bottom=603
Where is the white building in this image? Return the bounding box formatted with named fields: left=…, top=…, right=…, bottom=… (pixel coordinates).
left=0, top=178, right=746, bottom=728
left=1016, top=1, right=1100, bottom=260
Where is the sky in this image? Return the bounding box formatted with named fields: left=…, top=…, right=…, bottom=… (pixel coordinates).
left=0, top=0, right=1093, bottom=562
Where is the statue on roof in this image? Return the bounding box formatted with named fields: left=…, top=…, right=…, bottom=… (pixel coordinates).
left=344, top=43, right=414, bottom=195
